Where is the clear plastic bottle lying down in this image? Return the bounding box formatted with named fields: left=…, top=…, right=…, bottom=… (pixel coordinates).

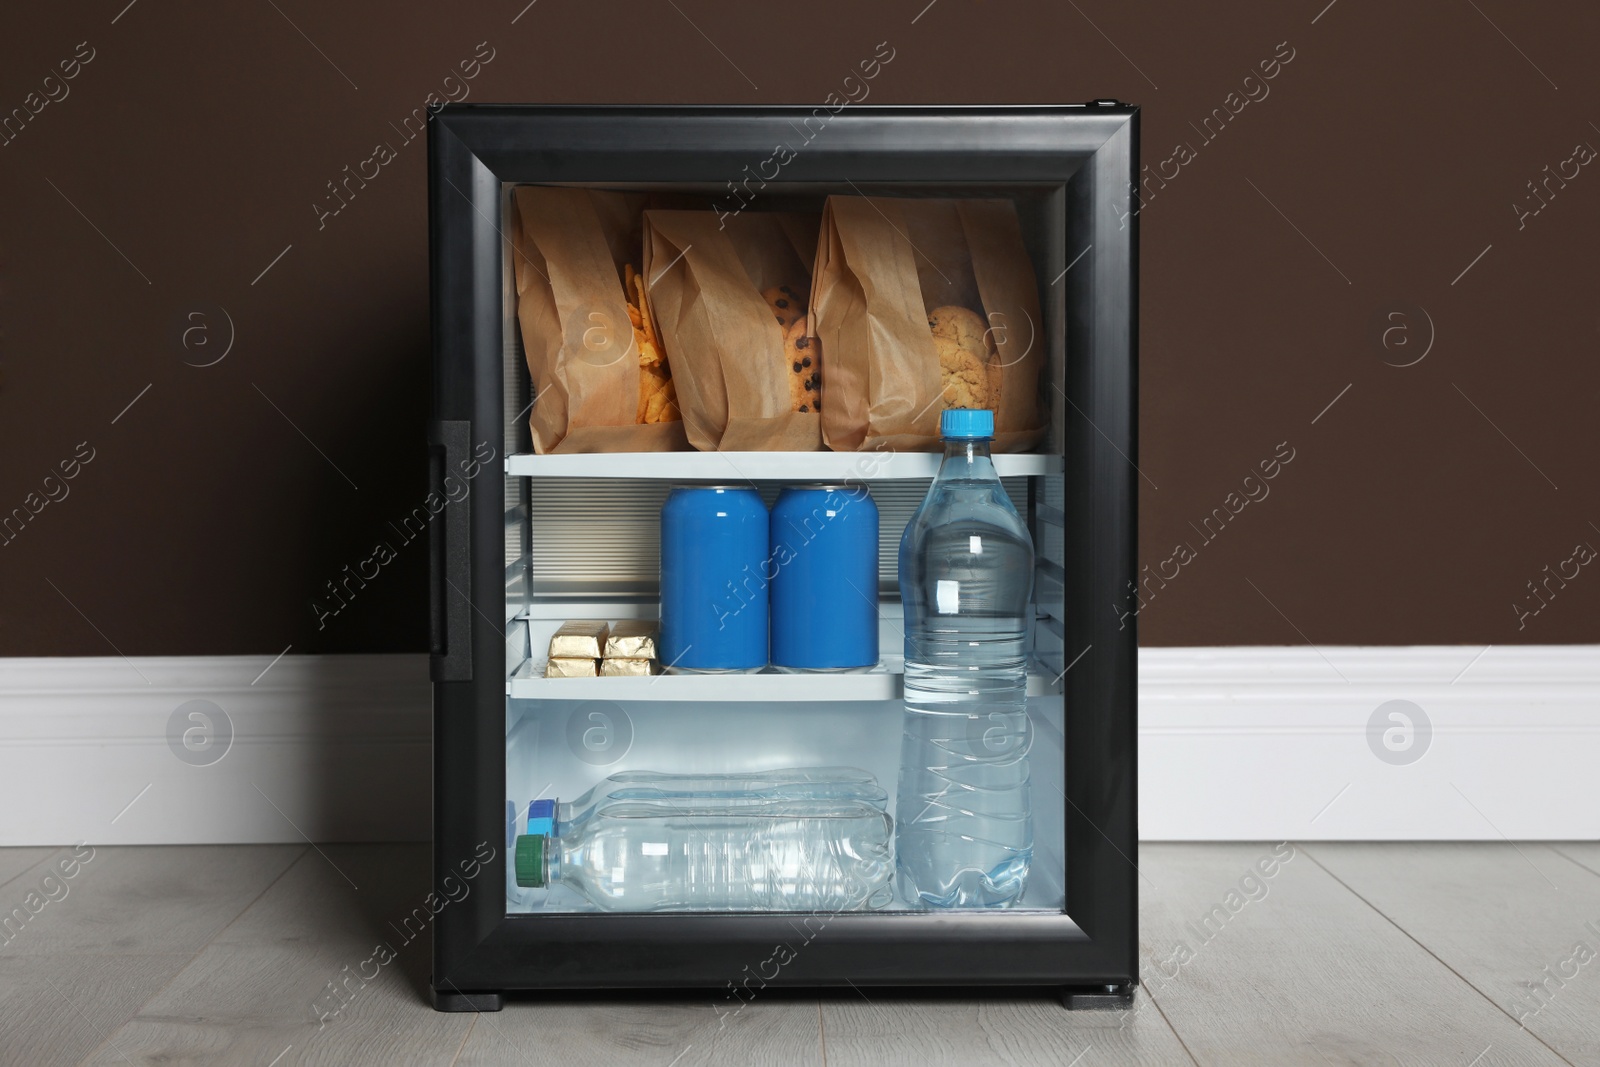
left=513, top=769, right=895, bottom=912
left=895, top=408, right=1036, bottom=908
left=558, top=767, right=888, bottom=830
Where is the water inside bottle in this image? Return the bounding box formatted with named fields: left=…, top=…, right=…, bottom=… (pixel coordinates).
left=553, top=796, right=895, bottom=912
left=515, top=768, right=896, bottom=912
left=896, top=428, right=1036, bottom=908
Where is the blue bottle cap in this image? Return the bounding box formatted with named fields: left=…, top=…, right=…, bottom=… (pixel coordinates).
left=940, top=409, right=994, bottom=439
left=527, top=798, right=555, bottom=836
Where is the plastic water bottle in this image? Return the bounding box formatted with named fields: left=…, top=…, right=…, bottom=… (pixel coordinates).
left=895, top=408, right=1035, bottom=908
left=513, top=769, right=894, bottom=912
left=558, top=767, right=887, bottom=828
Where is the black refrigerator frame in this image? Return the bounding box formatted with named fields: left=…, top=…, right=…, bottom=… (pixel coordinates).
left=428, top=104, right=1138, bottom=1010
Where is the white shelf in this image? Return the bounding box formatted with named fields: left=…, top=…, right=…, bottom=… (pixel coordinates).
left=505, top=451, right=1059, bottom=480
left=508, top=658, right=1062, bottom=701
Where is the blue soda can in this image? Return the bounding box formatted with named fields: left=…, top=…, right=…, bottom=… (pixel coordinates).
left=659, top=486, right=769, bottom=672
left=770, top=484, right=879, bottom=671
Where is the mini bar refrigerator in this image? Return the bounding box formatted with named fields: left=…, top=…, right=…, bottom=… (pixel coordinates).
left=428, top=104, right=1138, bottom=1010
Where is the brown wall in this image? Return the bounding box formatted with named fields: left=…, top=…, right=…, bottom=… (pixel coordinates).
left=3, top=0, right=1597, bottom=655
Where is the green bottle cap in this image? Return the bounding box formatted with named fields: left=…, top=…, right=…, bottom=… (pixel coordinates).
left=514, top=834, right=546, bottom=888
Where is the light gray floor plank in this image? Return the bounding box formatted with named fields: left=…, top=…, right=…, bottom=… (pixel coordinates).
left=79, top=941, right=472, bottom=1066
left=0, top=953, right=191, bottom=1067
left=1309, top=842, right=1600, bottom=1064
left=0, top=847, right=56, bottom=892
left=81, top=842, right=466, bottom=1065
left=15, top=842, right=1600, bottom=1066
left=1140, top=843, right=1567, bottom=1066
left=2, top=845, right=302, bottom=956
left=455, top=995, right=824, bottom=1067
left=821, top=992, right=1195, bottom=1066
left=220, top=844, right=824, bottom=1066
left=211, top=843, right=432, bottom=952
left=1551, top=843, right=1600, bottom=886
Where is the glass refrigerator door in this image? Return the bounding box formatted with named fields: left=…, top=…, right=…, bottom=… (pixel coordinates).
left=498, top=181, right=1071, bottom=918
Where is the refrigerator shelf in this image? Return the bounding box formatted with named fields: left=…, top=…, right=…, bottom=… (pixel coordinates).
left=507, top=657, right=1064, bottom=701
left=505, top=451, right=1061, bottom=480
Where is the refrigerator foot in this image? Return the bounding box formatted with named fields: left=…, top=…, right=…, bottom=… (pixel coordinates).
left=1060, top=983, right=1134, bottom=1010
left=431, top=985, right=505, bottom=1013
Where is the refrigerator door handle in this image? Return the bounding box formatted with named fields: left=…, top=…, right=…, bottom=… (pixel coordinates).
left=429, top=419, right=474, bottom=682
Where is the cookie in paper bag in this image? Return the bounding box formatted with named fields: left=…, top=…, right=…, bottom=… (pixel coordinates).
left=626, top=264, right=680, bottom=424
left=763, top=284, right=808, bottom=329
left=784, top=316, right=821, bottom=414
left=928, top=305, right=998, bottom=411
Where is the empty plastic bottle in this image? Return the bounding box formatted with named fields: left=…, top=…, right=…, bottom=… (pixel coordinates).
left=895, top=408, right=1035, bottom=908
left=513, top=769, right=894, bottom=912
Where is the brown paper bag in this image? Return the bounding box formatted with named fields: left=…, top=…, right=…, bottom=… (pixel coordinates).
left=511, top=187, right=688, bottom=454
left=812, top=196, right=1044, bottom=452
left=644, top=211, right=824, bottom=451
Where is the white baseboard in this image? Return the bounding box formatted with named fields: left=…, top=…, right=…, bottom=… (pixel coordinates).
left=0, top=654, right=430, bottom=847
left=1, top=646, right=1595, bottom=845
left=1141, top=645, right=1600, bottom=841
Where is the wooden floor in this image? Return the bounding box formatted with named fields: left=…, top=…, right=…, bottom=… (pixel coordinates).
left=2, top=844, right=1598, bottom=1066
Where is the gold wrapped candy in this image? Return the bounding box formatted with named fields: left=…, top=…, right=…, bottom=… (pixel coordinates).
left=541, top=619, right=661, bottom=678
left=544, top=657, right=599, bottom=678
left=548, top=621, right=609, bottom=660
left=600, top=657, right=659, bottom=677
left=604, top=620, right=659, bottom=661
